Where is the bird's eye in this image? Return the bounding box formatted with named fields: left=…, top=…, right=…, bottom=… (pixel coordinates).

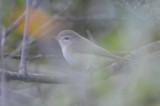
left=64, top=36, right=70, bottom=40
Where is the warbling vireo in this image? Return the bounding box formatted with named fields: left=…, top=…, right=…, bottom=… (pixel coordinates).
left=56, top=30, right=121, bottom=71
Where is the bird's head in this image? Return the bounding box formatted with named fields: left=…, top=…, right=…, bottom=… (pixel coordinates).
left=56, top=30, right=82, bottom=47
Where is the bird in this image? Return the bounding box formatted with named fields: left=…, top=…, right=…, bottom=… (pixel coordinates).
left=55, top=30, right=121, bottom=71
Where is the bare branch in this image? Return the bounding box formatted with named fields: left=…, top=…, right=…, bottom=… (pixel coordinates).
left=109, top=41, right=160, bottom=73
left=4, top=54, right=60, bottom=61
left=86, top=30, right=96, bottom=43
left=58, top=15, right=123, bottom=22
left=5, top=0, right=43, bottom=38
left=8, top=2, right=71, bottom=57
left=32, top=1, right=72, bottom=37
left=0, top=25, right=7, bottom=106
left=5, top=13, right=25, bottom=37
left=19, top=0, right=32, bottom=75
left=32, top=0, right=43, bottom=9
left=0, top=69, right=71, bottom=84
left=2, top=41, right=160, bottom=83
left=125, top=41, right=160, bottom=60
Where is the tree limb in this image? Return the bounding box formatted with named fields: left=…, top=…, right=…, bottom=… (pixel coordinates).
left=19, top=0, right=32, bottom=75
left=4, top=54, right=60, bottom=61
left=5, top=0, right=43, bottom=38
left=0, top=69, right=71, bottom=84
left=109, top=41, right=160, bottom=73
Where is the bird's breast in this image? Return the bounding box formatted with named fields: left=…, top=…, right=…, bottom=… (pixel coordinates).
left=62, top=47, right=89, bottom=68
left=62, top=47, right=112, bottom=71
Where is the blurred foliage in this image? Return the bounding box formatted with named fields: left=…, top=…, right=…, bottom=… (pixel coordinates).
left=16, top=0, right=25, bottom=6
left=11, top=7, right=55, bottom=38
left=98, top=28, right=125, bottom=51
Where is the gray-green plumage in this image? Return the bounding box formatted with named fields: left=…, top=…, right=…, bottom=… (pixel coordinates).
left=56, top=30, right=121, bottom=70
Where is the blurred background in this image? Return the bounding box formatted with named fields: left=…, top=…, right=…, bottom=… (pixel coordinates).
left=1, top=0, right=160, bottom=106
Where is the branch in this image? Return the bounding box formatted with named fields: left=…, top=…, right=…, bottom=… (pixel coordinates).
left=32, top=1, right=72, bottom=37
left=58, top=15, right=124, bottom=22
left=125, top=41, right=160, bottom=60
left=0, top=69, right=70, bottom=84
left=0, top=25, right=7, bottom=106
left=19, top=0, right=32, bottom=75
left=5, top=13, right=25, bottom=37
left=8, top=2, right=71, bottom=57
left=86, top=30, right=96, bottom=43
left=109, top=41, right=160, bottom=73
left=3, top=41, right=160, bottom=83
left=4, top=54, right=60, bottom=61
left=5, top=0, right=43, bottom=37
left=9, top=41, right=160, bottom=61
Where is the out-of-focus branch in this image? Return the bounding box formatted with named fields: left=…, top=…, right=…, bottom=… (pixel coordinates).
left=4, top=54, right=60, bottom=61
left=32, top=1, right=72, bottom=37
left=9, top=2, right=71, bottom=57
left=5, top=0, right=43, bottom=38
left=0, top=25, right=7, bottom=106
left=58, top=15, right=124, bottom=22
left=5, top=40, right=160, bottom=66
left=19, top=0, right=32, bottom=75
left=86, top=30, right=96, bottom=43
left=32, top=0, right=43, bottom=9
left=125, top=41, right=160, bottom=60
left=0, top=69, right=71, bottom=84
left=109, top=41, right=160, bottom=73
left=1, top=41, right=160, bottom=83
left=5, top=13, right=25, bottom=37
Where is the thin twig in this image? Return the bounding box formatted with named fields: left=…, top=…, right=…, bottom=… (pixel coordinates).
left=32, top=1, right=72, bottom=37
left=32, top=0, right=43, bottom=9
left=86, top=30, right=96, bottom=43
left=9, top=2, right=71, bottom=57
left=109, top=41, right=160, bottom=73
left=2, top=41, right=160, bottom=83
left=5, top=0, right=43, bottom=38
left=4, top=54, right=60, bottom=61
left=5, top=13, right=25, bottom=37
left=0, top=25, right=7, bottom=106
left=59, top=15, right=124, bottom=22
left=19, top=0, right=32, bottom=75
left=125, top=41, right=160, bottom=60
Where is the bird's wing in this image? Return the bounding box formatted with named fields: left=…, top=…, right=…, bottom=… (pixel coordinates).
left=71, top=38, right=120, bottom=59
